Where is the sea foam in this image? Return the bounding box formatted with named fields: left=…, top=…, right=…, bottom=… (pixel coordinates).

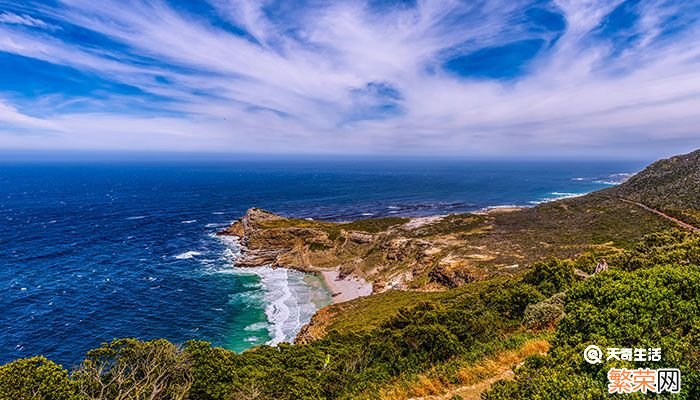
left=174, top=251, right=202, bottom=259
left=216, top=235, right=330, bottom=346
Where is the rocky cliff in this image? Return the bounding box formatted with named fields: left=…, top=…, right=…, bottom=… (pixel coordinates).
left=217, top=208, right=442, bottom=290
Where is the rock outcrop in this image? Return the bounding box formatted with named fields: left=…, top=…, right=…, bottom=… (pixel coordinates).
left=218, top=208, right=331, bottom=270
left=217, top=208, right=451, bottom=290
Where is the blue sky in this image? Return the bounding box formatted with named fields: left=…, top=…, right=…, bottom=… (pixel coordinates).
left=0, top=0, right=699, bottom=158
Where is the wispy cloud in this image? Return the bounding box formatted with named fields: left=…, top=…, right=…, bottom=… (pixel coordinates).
left=0, top=0, right=698, bottom=157
left=0, top=11, right=52, bottom=28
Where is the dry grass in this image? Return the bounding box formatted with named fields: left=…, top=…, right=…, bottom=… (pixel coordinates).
left=454, top=339, right=549, bottom=386
left=379, top=338, right=550, bottom=400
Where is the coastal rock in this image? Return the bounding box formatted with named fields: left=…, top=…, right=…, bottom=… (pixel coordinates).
left=217, top=207, right=508, bottom=291
left=347, top=231, right=373, bottom=244
left=218, top=208, right=331, bottom=270
left=295, top=306, right=334, bottom=344
left=218, top=209, right=456, bottom=289
left=429, top=262, right=486, bottom=288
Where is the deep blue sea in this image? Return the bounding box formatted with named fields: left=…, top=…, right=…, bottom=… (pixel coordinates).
left=0, top=158, right=647, bottom=367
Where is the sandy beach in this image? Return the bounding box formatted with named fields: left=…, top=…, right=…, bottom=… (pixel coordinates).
left=320, top=270, right=373, bottom=304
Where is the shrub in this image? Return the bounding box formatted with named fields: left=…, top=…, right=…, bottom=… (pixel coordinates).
left=523, top=292, right=566, bottom=331
left=487, top=263, right=700, bottom=399
left=0, top=356, right=77, bottom=400
left=612, top=229, right=699, bottom=271
left=523, top=259, right=576, bottom=297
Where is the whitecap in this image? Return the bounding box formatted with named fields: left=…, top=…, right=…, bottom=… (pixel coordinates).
left=593, top=180, right=620, bottom=185
left=361, top=213, right=374, bottom=216
left=551, top=192, right=579, bottom=196
left=244, top=322, right=268, bottom=331
left=174, top=251, right=202, bottom=260
left=126, top=215, right=147, bottom=220
left=248, top=266, right=330, bottom=346
left=530, top=192, right=585, bottom=205
left=181, top=220, right=197, bottom=224
left=484, top=204, right=520, bottom=210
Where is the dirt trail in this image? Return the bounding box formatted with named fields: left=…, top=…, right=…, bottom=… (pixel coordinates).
left=617, top=198, right=699, bottom=233
left=403, top=339, right=550, bottom=400
left=411, top=368, right=516, bottom=400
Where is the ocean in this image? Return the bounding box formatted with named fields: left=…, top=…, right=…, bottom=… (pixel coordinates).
left=0, top=157, right=646, bottom=366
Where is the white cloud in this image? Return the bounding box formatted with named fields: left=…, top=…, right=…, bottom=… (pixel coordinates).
left=0, top=0, right=698, bottom=157
left=0, top=11, right=56, bottom=29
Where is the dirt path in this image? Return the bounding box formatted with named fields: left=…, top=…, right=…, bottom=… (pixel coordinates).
left=403, top=339, right=550, bottom=400
left=617, top=198, right=700, bottom=232
left=415, top=367, right=516, bottom=400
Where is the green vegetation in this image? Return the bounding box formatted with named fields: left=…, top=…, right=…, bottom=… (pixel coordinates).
left=488, top=277, right=700, bottom=396
left=341, top=217, right=410, bottom=233
left=410, top=213, right=488, bottom=237
left=604, top=149, right=700, bottom=221
left=522, top=292, right=566, bottom=331
left=310, top=289, right=450, bottom=335
left=258, top=215, right=409, bottom=241
left=308, top=242, right=332, bottom=251
left=0, top=356, right=77, bottom=400
left=2, top=231, right=698, bottom=399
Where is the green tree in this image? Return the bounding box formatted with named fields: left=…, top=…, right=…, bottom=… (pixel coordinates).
left=523, top=259, right=576, bottom=297
left=73, top=338, right=192, bottom=400
left=0, top=356, right=78, bottom=400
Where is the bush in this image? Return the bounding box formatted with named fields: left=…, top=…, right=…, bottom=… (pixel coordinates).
left=487, top=263, right=700, bottom=399
left=523, top=292, right=566, bottom=330
left=0, top=356, right=77, bottom=400
left=612, top=229, right=699, bottom=271
left=523, top=259, right=576, bottom=297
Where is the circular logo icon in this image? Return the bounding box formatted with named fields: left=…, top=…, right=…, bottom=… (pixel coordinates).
left=584, top=345, right=603, bottom=364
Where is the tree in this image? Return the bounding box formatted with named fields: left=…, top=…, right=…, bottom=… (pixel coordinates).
left=0, top=356, right=78, bottom=400
left=73, top=338, right=192, bottom=400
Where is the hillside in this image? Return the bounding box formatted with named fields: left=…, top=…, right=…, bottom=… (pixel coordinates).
left=3, top=149, right=700, bottom=400
left=602, top=149, right=700, bottom=226
left=219, top=151, right=700, bottom=294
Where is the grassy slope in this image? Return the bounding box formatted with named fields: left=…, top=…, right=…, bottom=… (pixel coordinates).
left=602, top=148, right=700, bottom=225
left=305, top=195, right=675, bottom=337
left=255, top=150, right=697, bottom=339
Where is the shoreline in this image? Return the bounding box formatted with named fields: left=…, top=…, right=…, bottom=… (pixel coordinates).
left=320, top=270, right=373, bottom=304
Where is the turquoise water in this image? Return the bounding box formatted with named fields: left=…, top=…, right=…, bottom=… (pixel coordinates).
left=0, top=158, right=646, bottom=366
left=212, top=236, right=331, bottom=350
